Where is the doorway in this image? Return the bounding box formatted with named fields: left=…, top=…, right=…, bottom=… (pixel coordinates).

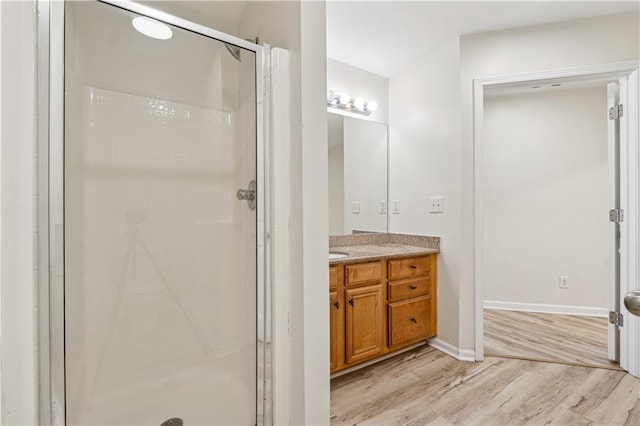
left=40, top=1, right=268, bottom=424
left=472, top=62, right=640, bottom=378
left=481, top=79, right=617, bottom=369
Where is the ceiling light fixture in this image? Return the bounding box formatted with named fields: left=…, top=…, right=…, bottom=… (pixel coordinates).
left=132, top=16, right=173, bottom=40
left=327, top=89, right=377, bottom=116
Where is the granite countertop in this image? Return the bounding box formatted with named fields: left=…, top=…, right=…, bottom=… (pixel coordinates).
left=329, top=243, right=439, bottom=265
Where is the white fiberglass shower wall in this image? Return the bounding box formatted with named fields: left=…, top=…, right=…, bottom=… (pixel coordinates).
left=60, top=1, right=263, bottom=424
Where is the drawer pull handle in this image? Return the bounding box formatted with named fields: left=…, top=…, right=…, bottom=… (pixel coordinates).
left=411, top=318, right=418, bottom=323
left=410, top=285, right=418, bottom=290
left=334, top=301, right=340, bottom=310
left=349, top=298, right=354, bottom=306
left=410, top=265, right=418, bottom=269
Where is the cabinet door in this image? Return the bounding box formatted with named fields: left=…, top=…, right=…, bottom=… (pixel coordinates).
left=330, top=291, right=344, bottom=372
left=345, top=284, right=384, bottom=364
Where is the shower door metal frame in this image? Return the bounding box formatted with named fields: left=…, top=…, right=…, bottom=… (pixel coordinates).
left=37, top=1, right=272, bottom=424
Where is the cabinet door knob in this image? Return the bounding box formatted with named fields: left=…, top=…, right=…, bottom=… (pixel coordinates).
left=410, top=265, right=418, bottom=269
left=349, top=298, right=354, bottom=306
left=333, top=301, right=340, bottom=310
left=411, top=318, right=417, bottom=323
left=410, top=285, right=418, bottom=290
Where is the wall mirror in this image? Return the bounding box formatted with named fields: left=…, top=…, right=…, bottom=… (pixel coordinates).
left=328, top=112, right=388, bottom=235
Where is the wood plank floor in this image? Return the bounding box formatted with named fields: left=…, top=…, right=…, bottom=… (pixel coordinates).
left=484, top=309, right=621, bottom=370
left=330, top=345, right=640, bottom=425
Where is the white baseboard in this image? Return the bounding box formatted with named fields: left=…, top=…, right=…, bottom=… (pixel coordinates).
left=428, top=338, right=476, bottom=362
left=458, top=348, right=477, bottom=362
left=484, top=300, right=608, bottom=318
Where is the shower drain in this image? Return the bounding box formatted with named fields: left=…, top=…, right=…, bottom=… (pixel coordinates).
left=161, top=418, right=183, bottom=426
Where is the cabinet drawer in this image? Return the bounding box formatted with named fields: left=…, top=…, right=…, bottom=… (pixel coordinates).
left=388, top=296, right=431, bottom=347
left=346, top=262, right=382, bottom=286
left=388, top=276, right=430, bottom=302
left=388, top=256, right=430, bottom=279
left=329, top=266, right=338, bottom=291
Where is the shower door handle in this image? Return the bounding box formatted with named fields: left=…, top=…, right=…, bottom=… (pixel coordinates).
left=236, top=179, right=257, bottom=211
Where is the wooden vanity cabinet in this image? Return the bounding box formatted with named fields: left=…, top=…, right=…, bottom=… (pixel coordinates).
left=330, top=254, right=437, bottom=374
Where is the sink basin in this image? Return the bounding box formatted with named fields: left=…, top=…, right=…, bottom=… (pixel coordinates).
left=329, top=252, right=348, bottom=260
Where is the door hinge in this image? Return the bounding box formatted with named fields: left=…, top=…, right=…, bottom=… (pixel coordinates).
left=609, top=104, right=624, bottom=120
left=609, top=311, right=624, bottom=327
left=609, top=208, right=624, bottom=223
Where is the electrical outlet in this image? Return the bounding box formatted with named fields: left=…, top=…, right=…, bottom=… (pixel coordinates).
left=430, top=196, right=444, bottom=213
left=351, top=201, right=360, bottom=214
left=379, top=200, right=386, bottom=214
left=559, top=275, right=569, bottom=289
left=392, top=200, right=400, bottom=214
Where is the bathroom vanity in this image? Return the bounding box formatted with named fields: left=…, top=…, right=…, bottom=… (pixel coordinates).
left=329, top=233, right=439, bottom=374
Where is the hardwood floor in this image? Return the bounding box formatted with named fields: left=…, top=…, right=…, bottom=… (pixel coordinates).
left=330, top=345, right=640, bottom=425
left=484, top=309, right=621, bottom=370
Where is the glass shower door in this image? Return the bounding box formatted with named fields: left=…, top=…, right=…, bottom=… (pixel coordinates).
left=64, top=2, right=259, bottom=424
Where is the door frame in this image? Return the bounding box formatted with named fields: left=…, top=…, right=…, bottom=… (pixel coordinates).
left=472, top=61, right=640, bottom=377
left=36, top=0, right=272, bottom=424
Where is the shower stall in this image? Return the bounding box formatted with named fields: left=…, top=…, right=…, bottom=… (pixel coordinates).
left=38, top=1, right=269, bottom=424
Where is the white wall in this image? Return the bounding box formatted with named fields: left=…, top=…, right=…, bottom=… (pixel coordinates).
left=0, top=0, right=38, bottom=424
left=459, top=12, right=640, bottom=352
left=388, top=12, right=639, bottom=356
left=240, top=2, right=307, bottom=424
left=388, top=38, right=462, bottom=349
left=242, top=1, right=330, bottom=424
left=300, top=1, right=329, bottom=424
left=483, top=84, right=609, bottom=310
left=327, top=58, right=389, bottom=124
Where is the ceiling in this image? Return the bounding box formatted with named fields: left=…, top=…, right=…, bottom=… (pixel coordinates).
left=327, top=1, right=640, bottom=78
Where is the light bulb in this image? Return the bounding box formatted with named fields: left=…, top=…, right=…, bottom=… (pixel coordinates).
left=365, top=100, right=378, bottom=112
left=327, top=90, right=335, bottom=102
left=353, top=98, right=365, bottom=110
left=132, top=16, right=173, bottom=40
left=338, top=93, right=351, bottom=105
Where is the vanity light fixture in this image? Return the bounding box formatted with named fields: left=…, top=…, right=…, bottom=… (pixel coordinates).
left=132, top=16, right=173, bottom=40
left=327, top=89, right=377, bottom=116
left=338, top=92, right=351, bottom=105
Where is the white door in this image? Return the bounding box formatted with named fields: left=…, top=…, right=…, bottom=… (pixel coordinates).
left=612, top=71, right=640, bottom=378
left=607, top=81, right=620, bottom=363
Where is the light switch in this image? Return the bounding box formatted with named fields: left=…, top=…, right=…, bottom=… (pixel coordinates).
left=392, top=200, right=400, bottom=214
left=352, top=201, right=360, bottom=214
left=379, top=200, right=386, bottom=214
left=430, top=196, right=444, bottom=213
